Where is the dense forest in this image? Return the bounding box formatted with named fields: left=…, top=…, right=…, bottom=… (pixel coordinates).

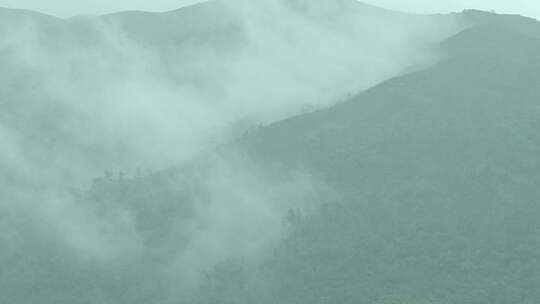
left=1, top=1, right=540, bottom=303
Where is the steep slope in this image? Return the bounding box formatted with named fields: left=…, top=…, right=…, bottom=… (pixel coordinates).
left=0, top=2, right=469, bottom=304
left=0, top=0, right=464, bottom=187
left=197, top=17, right=540, bottom=304
left=3, top=4, right=540, bottom=304
left=37, top=11, right=539, bottom=304
left=239, top=24, right=540, bottom=189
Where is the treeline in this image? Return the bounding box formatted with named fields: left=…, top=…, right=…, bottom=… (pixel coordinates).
left=195, top=194, right=540, bottom=304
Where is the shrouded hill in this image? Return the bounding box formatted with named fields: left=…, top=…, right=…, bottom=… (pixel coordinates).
left=0, top=3, right=470, bottom=304
left=2, top=3, right=540, bottom=304
left=0, top=0, right=390, bottom=37
left=200, top=13, right=540, bottom=304
left=238, top=21, right=540, bottom=190
left=0, top=1, right=240, bottom=51
left=0, top=0, right=460, bottom=48
left=62, top=9, right=540, bottom=304
left=0, top=0, right=464, bottom=189
left=97, top=1, right=242, bottom=48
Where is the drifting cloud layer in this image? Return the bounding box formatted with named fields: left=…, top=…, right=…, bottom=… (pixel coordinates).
left=0, top=0, right=465, bottom=300
left=1, top=0, right=463, bottom=182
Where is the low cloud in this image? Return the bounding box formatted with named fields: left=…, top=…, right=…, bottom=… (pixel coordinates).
left=0, top=0, right=466, bottom=300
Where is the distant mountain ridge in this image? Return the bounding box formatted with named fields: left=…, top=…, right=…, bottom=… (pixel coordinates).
left=0, top=0, right=449, bottom=44
left=2, top=1, right=539, bottom=50
left=0, top=0, right=466, bottom=181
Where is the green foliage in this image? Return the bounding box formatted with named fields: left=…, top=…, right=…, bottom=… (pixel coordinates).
left=3, top=5, right=540, bottom=304
left=196, top=15, right=540, bottom=304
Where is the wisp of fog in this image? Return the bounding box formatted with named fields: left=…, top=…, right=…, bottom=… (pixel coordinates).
left=0, top=0, right=467, bottom=300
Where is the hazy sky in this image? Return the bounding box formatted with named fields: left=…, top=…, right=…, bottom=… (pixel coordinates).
left=0, top=0, right=539, bottom=20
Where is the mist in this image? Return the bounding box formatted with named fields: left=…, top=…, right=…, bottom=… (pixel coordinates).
left=0, top=0, right=474, bottom=302
left=0, top=0, right=463, bottom=182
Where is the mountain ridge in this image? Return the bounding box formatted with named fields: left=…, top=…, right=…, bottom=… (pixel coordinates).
left=190, top=13, right=540, bottom=303
left=2, top=4, right=540, bottom=304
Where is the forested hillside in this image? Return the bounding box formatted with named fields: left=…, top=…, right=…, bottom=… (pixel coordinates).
left=1, top=1, right=540, bottom=303
left=203, top=18, right=540, bottom=304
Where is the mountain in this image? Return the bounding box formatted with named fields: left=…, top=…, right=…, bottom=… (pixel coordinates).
left=0, top=0, right=460, bottom=49
left=197, top=12, right=540, bottom=304
left=2, top=2, right=540, bottom=304
left=0, top=0, right=465, bottom=186
left=140, top=8, right=540, bottom=304
left=98, top=1, right=243, bottom=49
left=238, top=25, right=540, bottom=188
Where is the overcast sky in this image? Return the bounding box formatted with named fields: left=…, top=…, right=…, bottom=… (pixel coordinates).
left=0, top=0, right=539, bottom=20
